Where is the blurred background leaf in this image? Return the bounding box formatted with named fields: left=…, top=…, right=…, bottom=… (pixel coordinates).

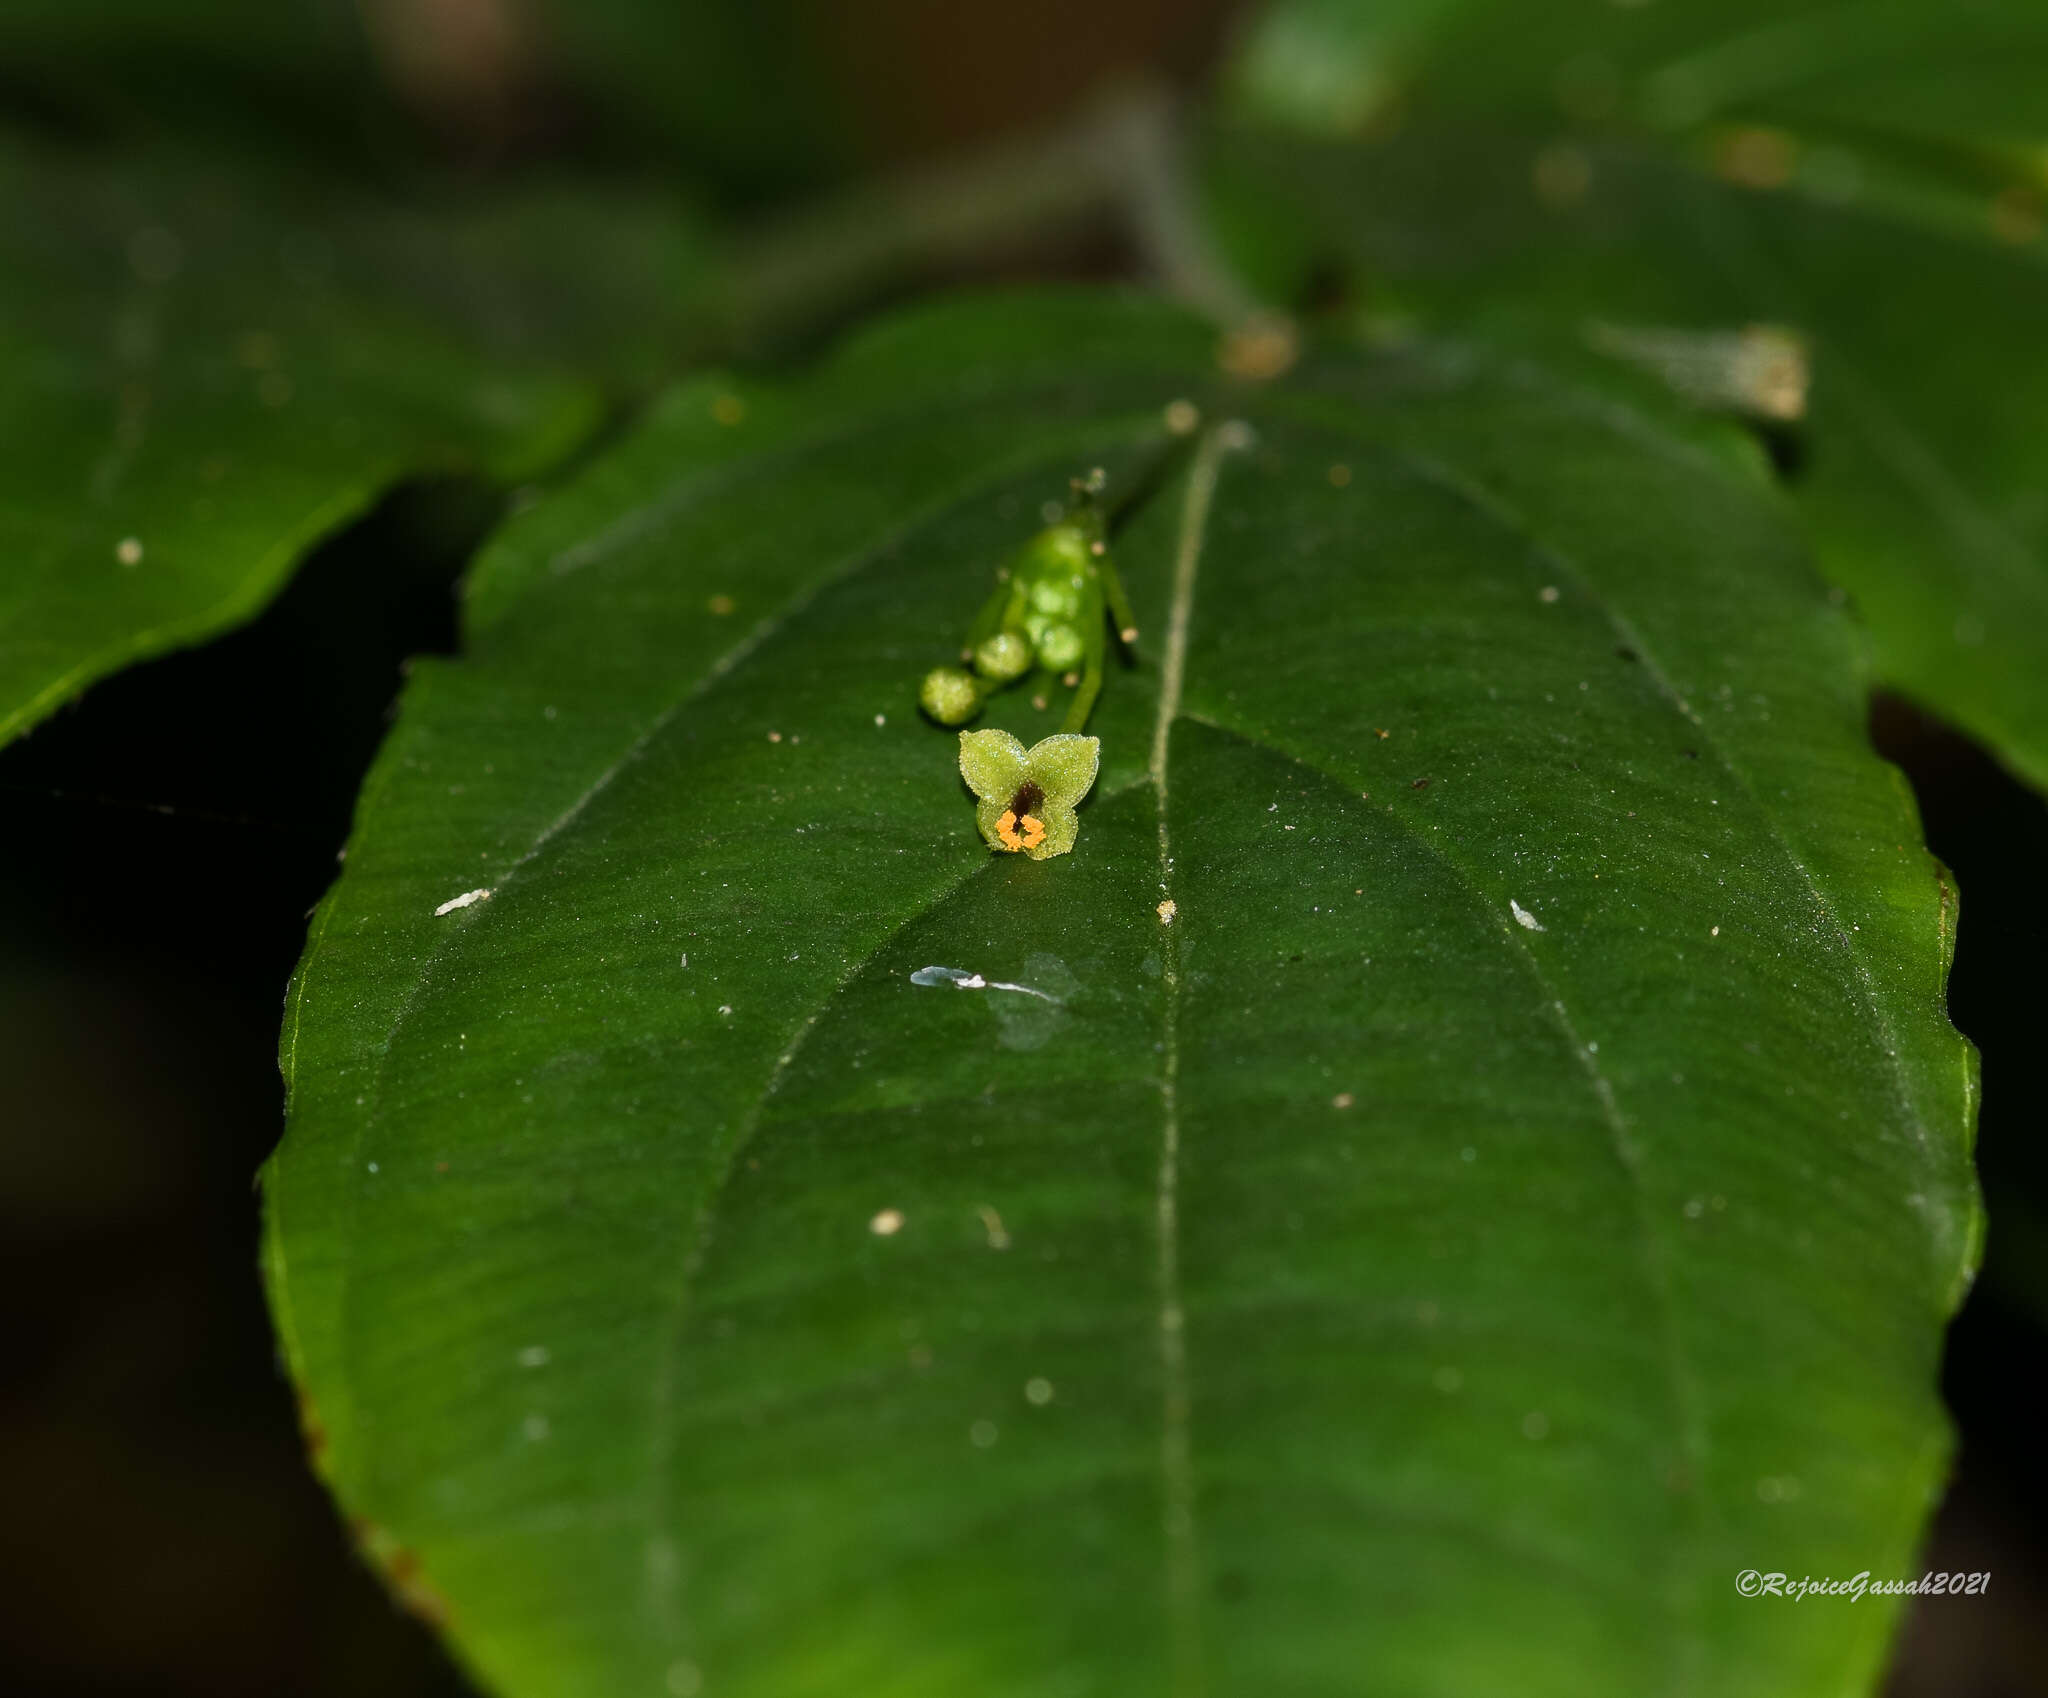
left=1214, top=0, right=2048, bottom=796
left=0, top=129, right=717, bottom=745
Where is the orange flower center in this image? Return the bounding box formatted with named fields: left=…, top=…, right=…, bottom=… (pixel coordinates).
left=995, top=809, right=1048, bottom=852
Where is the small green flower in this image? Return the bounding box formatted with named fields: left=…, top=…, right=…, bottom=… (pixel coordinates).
left=958, top=728, right=1100, bottom=860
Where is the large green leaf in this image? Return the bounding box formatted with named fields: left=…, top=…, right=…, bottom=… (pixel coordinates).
left=1219, top=0, right=2048, bottom=795
left=264, top=292, right=1976, bottom=1697
left=0, top=136, right=709, bottom=746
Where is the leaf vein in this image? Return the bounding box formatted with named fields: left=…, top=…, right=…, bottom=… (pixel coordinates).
left=1380, top=436, right=1944, bottom=1173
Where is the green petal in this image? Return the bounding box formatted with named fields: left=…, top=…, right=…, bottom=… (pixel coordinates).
left=973, top=795, right=1017, bottom=853
left=1023, top=800, right=1080, bottom=860
left=1021, top=734, right=1100, bottom=810
left=957, top=728, right=1028, bottom=802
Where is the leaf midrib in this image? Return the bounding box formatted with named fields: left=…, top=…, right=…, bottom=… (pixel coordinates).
left=1148, top=424, right=1234, bottom=1697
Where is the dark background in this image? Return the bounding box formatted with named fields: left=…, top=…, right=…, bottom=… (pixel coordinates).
left=0, top=3, right=2043, bottom=1694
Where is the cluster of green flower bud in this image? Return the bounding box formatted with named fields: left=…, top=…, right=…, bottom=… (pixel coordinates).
left=918, top=469, right=1136, bottom=735
left=917, top=523, right=1094, bottom=723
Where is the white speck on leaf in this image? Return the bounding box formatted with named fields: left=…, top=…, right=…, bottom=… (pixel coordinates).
left=1510, top=899, right=1544, bottom=931
left=870, top=1208, right=904, bottom=1236
left=435, top=888, right=492, bottom=916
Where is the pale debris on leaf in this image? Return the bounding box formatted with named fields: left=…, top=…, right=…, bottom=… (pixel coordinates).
left=910, top=964, right=1059, bottom=1003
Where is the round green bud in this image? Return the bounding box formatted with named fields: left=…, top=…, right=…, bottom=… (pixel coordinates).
left=1028, top=577, right=1081, bottom=618
left=1020, top=524, right=1091, bottom=578
left=1036, top=621, right=1084, bottom=670
left=919, top=665, right=981, bottom=725
left=973, top=630, right=1033, bottom=683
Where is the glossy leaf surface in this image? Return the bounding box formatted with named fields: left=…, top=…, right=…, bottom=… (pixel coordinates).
left=264, top=293, right=1976, bottom=1698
